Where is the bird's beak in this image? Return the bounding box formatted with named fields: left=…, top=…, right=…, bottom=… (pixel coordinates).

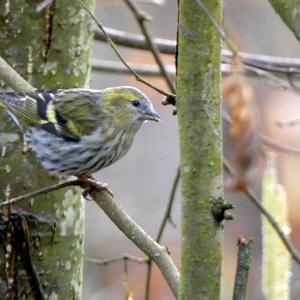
left=143, top=108, right=161, bottom=122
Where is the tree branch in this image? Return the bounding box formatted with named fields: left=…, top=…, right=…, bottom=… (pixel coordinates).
left=145, top=167, right=180, bottom=300
left=0, top=56, right=35, bottom=93
left=85, top=254, right=148, bottom=265
left=233, top=237, right=253, bottom=300
left=89, top=188, right=180, bottom=298
left=76, top=0, right=174, bottom=98
left=224, top=159, right=300, bottom=265
left=0, top=180, right=80, bottom=206
left=123, top=0, right=176, bottom=93
left=193, top=0, right=238, bottom=55
left=92, top=59, right=292, bottom=90
left=92, top=58, right=175, bottom=77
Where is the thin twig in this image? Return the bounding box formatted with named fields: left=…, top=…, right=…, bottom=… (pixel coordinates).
left=92, top=58, right=175, bottom=77
left=224, top=159, right=300, bottom=265
left=85, top=254, right=148, bottom=266
left=276, top=116, right=300, bottom=128
left=144, top=167, right=180, bottom=300
left=91, top=59, right=290, bottom=89
left=259, top=133, right=300, bottom=156
left=89, top=188, right=180, bottom=298
left=123, top=0, right=176, bottom=93
left=94, top=27, right=176, bottom=54
left=0, top=56, right=35, bottom=92
left=76, top=0, right=174, bottom=98
left=193, top=0, right=238, bottom=56
left=0, top=180, right=80, bottom=206
left=233, top=237, right=253, bottom=300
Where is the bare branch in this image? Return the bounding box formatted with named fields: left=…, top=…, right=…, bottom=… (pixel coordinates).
left=94, top=27, right=176, bottom=54
left=233, top=237, right=253, bottom=300
left=91, top=59, right=291, bottom=89
left=76, top=0, right=174, bottom=98
left=123, top=0, right=176, bottom=93
left=85, top=255, right=148, bottom=265
left=224, top=159, right=300, bottom=265
left=276, top=116, right=300, bottom=128
left=0, top=180, right=80, bottom=206
left=259, top=133, right=300, bottom=156
left=0, top=56, right=35, bottom=92
left=193, top=0, right=238, bottom=56
left=92, top=59, right=175, bottom=77
left=89, top=188, right=180, bottom=298
left=145, top=167, right=180, bottom=300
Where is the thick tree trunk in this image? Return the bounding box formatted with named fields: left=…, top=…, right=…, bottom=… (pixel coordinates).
left=0, top=1, right=95, bottom=299
left=177, top=0, right=223, bottom=299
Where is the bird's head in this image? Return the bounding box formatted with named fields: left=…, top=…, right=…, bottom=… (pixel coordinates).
left=101, top=86, right=160, bottom=128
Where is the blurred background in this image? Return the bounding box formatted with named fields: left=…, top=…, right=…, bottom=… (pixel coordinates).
left=84, top=0, right=300, bottom=299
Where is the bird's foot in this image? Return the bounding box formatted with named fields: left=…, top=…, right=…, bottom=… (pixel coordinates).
left=78, top=176, right=113, bottom=200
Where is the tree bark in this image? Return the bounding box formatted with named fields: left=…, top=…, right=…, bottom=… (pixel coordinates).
left=177, top=0, right=223, bottom=299
left=0, top=1, right=95, bottom=299
left=268, top=0, right=300, bottom=42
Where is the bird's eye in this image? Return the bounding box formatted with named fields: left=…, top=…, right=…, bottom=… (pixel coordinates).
left=131, top=100, right=140, bottom=107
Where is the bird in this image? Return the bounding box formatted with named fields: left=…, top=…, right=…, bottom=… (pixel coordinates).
left=0, top=86, right=160, bottom=190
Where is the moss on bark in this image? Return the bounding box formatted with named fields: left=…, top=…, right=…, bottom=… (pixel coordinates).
left=177, top=0, right=223, bottom=299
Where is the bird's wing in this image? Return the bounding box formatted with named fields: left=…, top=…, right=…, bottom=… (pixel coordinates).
left=0, top=89, right=103, bottom=141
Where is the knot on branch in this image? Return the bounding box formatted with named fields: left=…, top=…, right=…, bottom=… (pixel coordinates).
left=211, top=197, right=234, bottom=222
left=162, top=94, right=176, bottom=106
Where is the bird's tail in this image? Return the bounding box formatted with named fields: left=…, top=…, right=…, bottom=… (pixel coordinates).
left=0, top=93, right=26, bottom=131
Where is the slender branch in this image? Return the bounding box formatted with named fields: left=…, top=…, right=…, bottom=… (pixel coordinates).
left=92, top=59, right=175, bottom=77
left=94, top=27, right=300, bottom=74
left=91, top=59, right=291, bottom=89
left=85, top=254, right=148, bottom=265
left=76, top=0, right=174, bottom=98
left=224, top=159, right=300, bottom=265
left=0, top=56, right=35, bottom=93
left=94, top=27, right=176, bottom=54
left=145, top=167, right=180, bottom=300
left=193, top=0, right=238, bottom=55
left=233, top=237, right=253, bottom=300
left=123, top=0, right=176, bottom=93
left=0, top=180, right=80, bottom=206
left=89, top=188, right=180, bottom=298
left=259, top=133, right=300, bottom=156
left=156, top=167, right=180, bottom=241
left=276, top=116, right=300, bottom=128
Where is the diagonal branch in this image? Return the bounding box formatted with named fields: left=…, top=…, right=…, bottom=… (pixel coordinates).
left=0, top=56, right=35, bottom=93
left=89, top=188, right=180, bottom=298
left=193, top=0, right=238, bottom=55
left=76, top=0, right=174, bottom=98
left=145, top=167, right=180, bottom=300
left=224, top=159, right=300, bottom=265
left=0, top=180, right=80, bottom=206
left=123, top=0, right=176, bottom=93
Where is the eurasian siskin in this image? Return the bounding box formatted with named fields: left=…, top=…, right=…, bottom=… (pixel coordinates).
left=0, top=86, right=160, bottom=177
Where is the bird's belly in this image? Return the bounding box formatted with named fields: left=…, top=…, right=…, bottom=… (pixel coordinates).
left=25, top=128, right=132, bottom=176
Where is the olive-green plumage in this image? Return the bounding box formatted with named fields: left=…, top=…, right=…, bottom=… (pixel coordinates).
left=0, top=86, right=160, bottom=176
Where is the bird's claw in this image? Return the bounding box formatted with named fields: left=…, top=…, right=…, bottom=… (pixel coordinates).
left=78, top=176, right=114, bottom=199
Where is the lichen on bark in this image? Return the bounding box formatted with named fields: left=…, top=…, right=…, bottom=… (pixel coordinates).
left=0, top=1, right=95, bottom=299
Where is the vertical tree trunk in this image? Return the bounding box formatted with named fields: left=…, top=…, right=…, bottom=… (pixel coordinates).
left=0, top=1, right=95, bottom=299
left=177, top=0, right=223, bottom=299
